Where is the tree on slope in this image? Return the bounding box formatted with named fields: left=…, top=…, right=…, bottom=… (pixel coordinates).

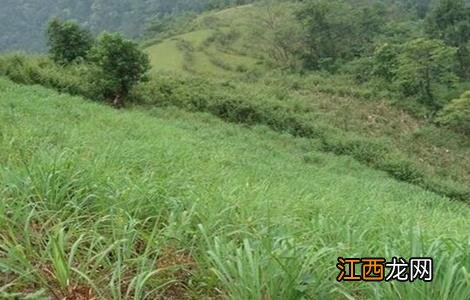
left=296, top=0, right=385, bottom=71
left=425, top=0, right=470, bottom=78
left=396, top=38, right=458, bottom=110
left=437, top=91, right=470, bottom=135
left=90, top=33, right=150, bottom=108
left=46, top=18, right=93, bottom=64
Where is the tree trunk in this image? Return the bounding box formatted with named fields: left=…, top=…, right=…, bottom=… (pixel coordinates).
left=113, top=93, right=123, bottom=109
left=424, top=67, right=433, bottom=106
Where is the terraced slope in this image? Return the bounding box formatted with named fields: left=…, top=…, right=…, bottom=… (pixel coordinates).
left=145, top=5, right=264, bottom=77
left=1, top=78, right=469, bottom=299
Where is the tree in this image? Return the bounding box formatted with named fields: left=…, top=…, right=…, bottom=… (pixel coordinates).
left=248, top=1, right=303, bottom=69
left=396, top=38, right=458, bottom=110
left=46, top=18, right=93, bottom=64
left=437, top=91, right=470, bottom=135
left=296, top=0, right=384, bottom=70
left=90, top=33, right=150, bottom=107
left=425, top=0, right=470, bottom=78
left=296, top=0, right=355, bottom=70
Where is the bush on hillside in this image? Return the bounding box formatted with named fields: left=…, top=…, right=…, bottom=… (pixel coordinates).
left=0, top=54, right=102, bottom=100
left=379, top=158, right=424, bottom=183
left=296, top=0, right=385, bottom=71
left=321, top=136, right=390, bottom=165
left=0, top=37, right=151, bottom=109
left=372, top=43, right=400, bottom=82
left=437, top=91, right=470, bottom=135
left=5, top=33, right=149, bottom=110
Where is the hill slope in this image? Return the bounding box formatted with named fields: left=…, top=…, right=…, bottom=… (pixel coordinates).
left=1, top=78, right=469, bottom=299
left=141, top=3, right=470, bottom=201
left=1, top=1, right=468, bottom=201
left=145, top=4, right=266, bottom=77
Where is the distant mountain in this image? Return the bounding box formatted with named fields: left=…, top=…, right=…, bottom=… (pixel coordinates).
left=0, top=0, right=254, bottom=53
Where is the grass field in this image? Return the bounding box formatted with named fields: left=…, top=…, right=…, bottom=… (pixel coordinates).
left=146, top=40, right=185, bottom=73
left=1, top=78, right=469, bottom=299
left=145, top=28, right=258, bottom=77
left=144, top=4, right=263, bottom=78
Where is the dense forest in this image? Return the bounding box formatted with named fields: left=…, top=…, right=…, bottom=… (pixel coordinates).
left=0, top=0, right=255, bottom=52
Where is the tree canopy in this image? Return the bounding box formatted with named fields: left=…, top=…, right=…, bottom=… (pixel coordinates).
left=437, top=91, right=470, bottom=134
left=89, top=33, right=150, bottom=107
left=46, top=18, right=93, bottom=64
left=425, top=0, right=470, bottom=78
left=396, top=38, right=458, bottom=109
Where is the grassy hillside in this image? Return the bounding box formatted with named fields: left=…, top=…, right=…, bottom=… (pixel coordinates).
left=140, top=3, right=470, bottom=202
left=145, top=4, right=265, bottom=77
left=145, top=28, right=260, bottom=77
left=3, top=3, right=468, bottom=202
left=1, top=78, right=470, bottom=299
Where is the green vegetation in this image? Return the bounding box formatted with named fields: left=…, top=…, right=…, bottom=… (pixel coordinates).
left=425, top=0, right=470, bottom=78
left=1, top=2, right=469, bottom=193
left=395, top=38, right=458, bottom=110
left=296, top=0, right=382, bottom=70
left=437, top=91, right=470, bottom=135
left=146, top=40, right=185, bottom=72
left=145, top=26, right=260, bottom=77
left=46, top=18, right=94, bottom=65
left=89, top=33, right=150, bottom=107
left=0, top=0, right=257, bottom=52
left=1, top=78, right=470, bottom=299
left=1, top=51, right=469, bottom=202
left=1, top=0, right=470, bottom=298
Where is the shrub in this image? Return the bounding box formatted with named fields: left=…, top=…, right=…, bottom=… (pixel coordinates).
left=0, top=54, right=42, bottom=84
left=379, top=158, right=424, bottom=183
left=372, top=43, right=399, bottom=81
left=235, top=65, right=249, bottom=73
left=341, top=57, right=374, bottom=84
left=437, top=91, right=470, bottom=135
left=321, top=135, right=390, bottom=165
left=0, top=54, right=101, bottom=100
